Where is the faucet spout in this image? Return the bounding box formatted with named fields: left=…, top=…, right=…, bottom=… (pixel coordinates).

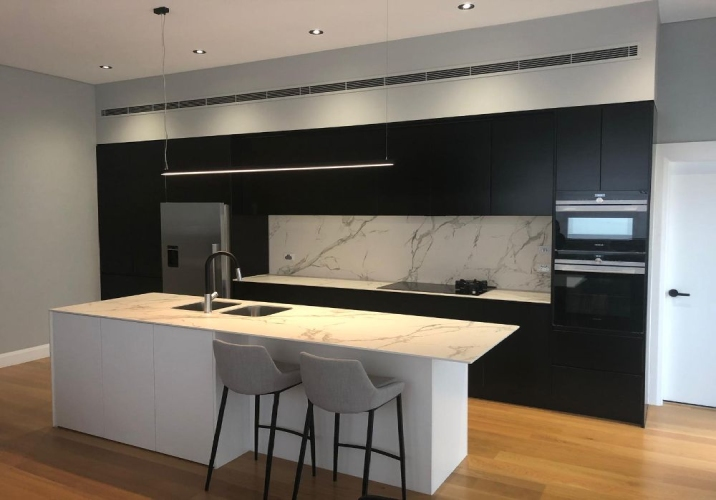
left=204, top=251, right=241, bottom=313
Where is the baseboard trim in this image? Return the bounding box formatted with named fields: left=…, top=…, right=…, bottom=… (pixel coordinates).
left=0, top=344, right=50, bottom=369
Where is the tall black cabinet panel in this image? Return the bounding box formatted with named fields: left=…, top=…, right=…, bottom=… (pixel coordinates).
left=601, top=102, right=654, bottom=191
left=96, top=141, right=165, bottom=298
left=491, top=113, right=555, bottom=215
left=555, top=106, right=602, bottom=192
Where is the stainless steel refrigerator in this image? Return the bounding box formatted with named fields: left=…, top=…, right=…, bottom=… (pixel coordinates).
left=160, top=203, right=231, bottom=297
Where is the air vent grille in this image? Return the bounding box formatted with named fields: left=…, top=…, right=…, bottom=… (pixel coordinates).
left=102, top=44, right=640, bottom=117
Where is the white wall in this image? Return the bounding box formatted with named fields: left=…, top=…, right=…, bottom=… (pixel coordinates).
left=96, top=1, right=658, bottom=144
left=0, top=65, right=99, bottom=355
left=656, top=17, right=716, bottom=144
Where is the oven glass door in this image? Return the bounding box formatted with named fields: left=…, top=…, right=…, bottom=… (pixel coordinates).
left=555, top=205, right=648, bottom=253
left=553, top=265, right=646, bottom=334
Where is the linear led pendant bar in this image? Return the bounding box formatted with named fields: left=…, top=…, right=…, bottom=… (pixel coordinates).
left=161, top=162, right=394, bottom=176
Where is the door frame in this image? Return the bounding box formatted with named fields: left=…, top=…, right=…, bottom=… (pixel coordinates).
left=647, top=141, right=716, bottom=406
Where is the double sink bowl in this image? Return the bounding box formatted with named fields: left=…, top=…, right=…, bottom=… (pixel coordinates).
left=173, top=301, right=290, bottom=317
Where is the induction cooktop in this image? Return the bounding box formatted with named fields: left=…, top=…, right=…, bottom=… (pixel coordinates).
left=377, top=281, right=456, bottom=294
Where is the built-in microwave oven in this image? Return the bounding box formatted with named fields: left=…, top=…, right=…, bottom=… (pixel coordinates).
left=555, top=192, right=648, bottom=254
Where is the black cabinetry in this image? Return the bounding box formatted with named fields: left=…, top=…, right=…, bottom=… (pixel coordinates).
left=491, top=112, right=555, bottom=215
left=556, top=101, right=654, bottom=193
left=164, top=136, right=232, bottom=204
left=97, top=140, right=165, bottom=299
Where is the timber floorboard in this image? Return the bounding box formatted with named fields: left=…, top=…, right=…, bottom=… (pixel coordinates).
left=1, top=358, right=715, bottom=499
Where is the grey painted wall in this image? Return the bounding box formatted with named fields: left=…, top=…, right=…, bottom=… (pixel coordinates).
left=0, top=65, right=100, bottom=355
left=96, top=2, right=658, bottom=144
left=657, top=17, right=716, bottom=144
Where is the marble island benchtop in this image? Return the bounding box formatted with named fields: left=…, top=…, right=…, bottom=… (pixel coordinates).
left=242, top=274, right=551, bottom=305
left=53, top=293, right=519, bottom=364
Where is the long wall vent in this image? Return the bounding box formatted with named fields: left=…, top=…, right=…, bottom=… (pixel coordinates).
left=101, top=44, right=639, bottom=117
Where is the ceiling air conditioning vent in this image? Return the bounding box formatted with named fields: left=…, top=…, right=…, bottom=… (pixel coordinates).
left=427, top=67, right=470, bottom=81
left=267, top=88, right=302, bottom=99
left=128, top=104, right=153, bottom=114
left=519, top=54, right=571, bottom=70
left=103, top=44, right=640, bottom=117
left=347, top=78, right=385, bottom=90
left=471, top=61, right=519, bottom=75
left=207, top=95, right=236, bottom=106
left=385, top=73, right=426, bottom=86
left=236, top=92, right=267, bottom=102
left=179, top=98, right=207, bottom=108
left=310, top=83, right=347, bottom=94
left=103, top=107, right=128, bottom=116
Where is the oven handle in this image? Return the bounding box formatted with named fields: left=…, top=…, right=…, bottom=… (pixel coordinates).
left=555, top=264, right=646, bottom=275
left=556, top=205, right=647, bottom=212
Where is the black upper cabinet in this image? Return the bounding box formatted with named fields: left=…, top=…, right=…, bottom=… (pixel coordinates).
left=232, top=125, right=385, bottom=215
left=164, top=136, right=232, bottom=204
left=556, top=106, right=602, bottom=192
left=428, top=119, right=491, bottom=216
left=555, top=102, right=654, bottom=193
left=601, top=102, right=654, bottom=192
left=96, top=141, right=165, bottom=278
left=491, top=112, right=555, bottom=215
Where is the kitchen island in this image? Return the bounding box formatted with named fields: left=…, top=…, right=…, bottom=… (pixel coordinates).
left=50, top=293, right=518, bottom=495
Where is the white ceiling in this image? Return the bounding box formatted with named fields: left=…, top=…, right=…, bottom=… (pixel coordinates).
left=0, top=0, right=712, bottom=85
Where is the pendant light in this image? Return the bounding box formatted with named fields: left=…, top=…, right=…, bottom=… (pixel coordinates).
left=160, top=1, right=394, bottom=177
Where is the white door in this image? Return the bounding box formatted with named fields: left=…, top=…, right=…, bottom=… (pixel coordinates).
left=662, top=162, right=716, bottom=407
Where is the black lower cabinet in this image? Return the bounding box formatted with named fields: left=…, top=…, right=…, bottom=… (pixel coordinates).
left=552, top=366, right=645, bottom=426
left=101, top=274, right=162, bottom=300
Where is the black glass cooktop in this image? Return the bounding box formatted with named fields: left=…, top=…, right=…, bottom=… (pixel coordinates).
left=378, top=281, right=455, bottom=294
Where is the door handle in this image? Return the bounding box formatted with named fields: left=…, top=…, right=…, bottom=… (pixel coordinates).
left=668, top=289, right=690, bottom=297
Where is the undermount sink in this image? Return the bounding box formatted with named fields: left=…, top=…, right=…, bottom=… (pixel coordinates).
left=221, top=305, right=291, bottom=317
left=172, top=300, right=239, bottom=312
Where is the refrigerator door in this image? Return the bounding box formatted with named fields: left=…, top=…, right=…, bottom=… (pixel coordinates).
left=160, top=203, right=230, bottom=297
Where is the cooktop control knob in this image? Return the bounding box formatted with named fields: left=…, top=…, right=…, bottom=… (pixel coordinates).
left=595, top=258, right=603, bottom=264
left=596, top=197, right=604, bottom=203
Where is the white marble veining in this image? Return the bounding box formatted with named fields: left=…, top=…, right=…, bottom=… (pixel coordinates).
left=269, top=215, right=552, bottom=292
left=243, top=274, right=551, bottom=304
left=53, top=293, right=519, bottom=364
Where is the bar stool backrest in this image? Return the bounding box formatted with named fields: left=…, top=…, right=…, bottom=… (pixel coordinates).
left=213, top=340, right=285, bottom=395
left=299, top=352, right=379, bottom=414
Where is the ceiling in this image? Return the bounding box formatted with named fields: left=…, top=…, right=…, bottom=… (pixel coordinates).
left=0, top=0, right=712, bottom=85
left=659, top=0, right=716, bottom=23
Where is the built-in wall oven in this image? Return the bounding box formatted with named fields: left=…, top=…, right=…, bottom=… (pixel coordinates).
left=553, top=192, right=648, bottom=335
left=554, top=191, right=648, bottom=254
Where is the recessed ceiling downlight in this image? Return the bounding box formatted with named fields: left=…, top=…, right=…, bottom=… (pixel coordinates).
left=193, top=49, right=207, bottom=54
left=100, top=65, right=112, bottom=69
left=309, top=29, right=324, bottom=35
left=458, top=3, right=475, bottom=10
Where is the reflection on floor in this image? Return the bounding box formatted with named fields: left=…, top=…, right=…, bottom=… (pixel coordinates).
left=1, top=358, right=715, bottom=499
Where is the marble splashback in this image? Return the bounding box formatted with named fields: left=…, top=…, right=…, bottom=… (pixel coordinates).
left=268, top=216, right=552, bottom=292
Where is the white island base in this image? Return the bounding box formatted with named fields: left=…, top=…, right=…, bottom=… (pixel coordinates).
left=51, top=294, right=516, bottom=495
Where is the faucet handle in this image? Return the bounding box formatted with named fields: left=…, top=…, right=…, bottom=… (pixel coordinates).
left=211, top=291, right=218, bottom=300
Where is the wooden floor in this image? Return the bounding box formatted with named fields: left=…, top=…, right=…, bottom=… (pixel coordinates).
left=1, top=359, right=716, bottom=499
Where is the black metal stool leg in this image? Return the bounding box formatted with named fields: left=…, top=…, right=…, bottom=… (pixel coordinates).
left=254, top=394, right=260, bottom=461
left=397, top=395, right=407, bottom=500
left=263, top=392, right=280, bottom=500
left=333, top=413, right=340, bottom=481
left=205, top=386, right=228, bottom=491
left=292, top=402, right=313, bottom=500
left=309, top=404, right=317, bottom=477
left=362, top=409, right=375, bottom=497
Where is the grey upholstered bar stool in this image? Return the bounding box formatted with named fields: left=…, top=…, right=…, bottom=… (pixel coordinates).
left=206, top=340, right=316, bottom=500
left=292, top=352, right=406, bottom=500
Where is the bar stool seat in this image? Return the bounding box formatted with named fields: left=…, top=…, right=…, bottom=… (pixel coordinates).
left=293, top=353, right=407, bottom=500
left=205, top=341, right=315, bottom=500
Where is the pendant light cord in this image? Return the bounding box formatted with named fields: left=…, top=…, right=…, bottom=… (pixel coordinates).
left=384, top=0, right=389, bottom=161
left=161, top=12, right=169, bottom=171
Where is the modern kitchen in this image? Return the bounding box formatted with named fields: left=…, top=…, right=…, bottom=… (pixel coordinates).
left=1, top=1, right=716, bottom=499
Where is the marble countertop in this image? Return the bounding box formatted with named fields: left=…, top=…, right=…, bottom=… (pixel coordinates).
left=52, top=293, right=519, bottom=364
left=242, top=274, right=551, bottom=305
